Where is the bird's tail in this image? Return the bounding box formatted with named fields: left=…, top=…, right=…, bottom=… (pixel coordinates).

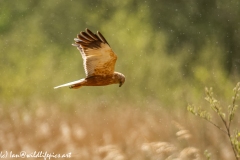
left=54, top=79, right=85, bottom=89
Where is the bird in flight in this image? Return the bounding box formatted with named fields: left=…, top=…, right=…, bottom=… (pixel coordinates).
left=54, top=28, right=125, bottom=89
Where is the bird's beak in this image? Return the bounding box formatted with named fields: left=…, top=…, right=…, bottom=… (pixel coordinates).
left=119, top=83, right=122, bottom=87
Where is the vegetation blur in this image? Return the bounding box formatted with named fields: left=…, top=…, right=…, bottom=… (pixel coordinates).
left=1, top=0, right=240, bottom=107
left=0, top=0, right=240, bottom=159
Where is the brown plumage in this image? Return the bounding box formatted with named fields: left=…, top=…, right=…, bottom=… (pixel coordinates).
left=54, top=28, right=125, bottom=89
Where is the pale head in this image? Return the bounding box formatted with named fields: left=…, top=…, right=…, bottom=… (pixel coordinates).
left=113, top=72, right=125, bottom=87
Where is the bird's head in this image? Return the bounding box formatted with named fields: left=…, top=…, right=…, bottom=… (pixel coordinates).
left=114, top=72, right=125, bottom=87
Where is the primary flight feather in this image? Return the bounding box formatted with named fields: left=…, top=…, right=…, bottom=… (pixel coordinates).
left=54, top=28, right=125, bottom=89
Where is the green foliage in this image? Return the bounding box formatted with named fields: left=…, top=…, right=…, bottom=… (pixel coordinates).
left=232, top=130, right=240, bottom=157
left=188, top=82, right=240, bottom=159
left=147, top=0, right=240, bottom=74
left=0, top=0, right=239, bottom=107
left=204, top=150, right=212, bottom=160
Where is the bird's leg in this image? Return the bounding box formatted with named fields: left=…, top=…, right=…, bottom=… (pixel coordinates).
left=69, top=84, right=82, bottom=89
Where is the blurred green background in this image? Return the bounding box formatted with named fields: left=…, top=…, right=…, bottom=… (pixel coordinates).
left=1, top=0, right=240, bottom=109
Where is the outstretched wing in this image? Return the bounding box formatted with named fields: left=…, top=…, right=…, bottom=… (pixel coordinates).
left=72, top=28, right=117, bottom=77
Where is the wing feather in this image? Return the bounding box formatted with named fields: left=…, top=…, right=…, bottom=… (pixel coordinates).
left=86, top=29, right=99, bottom=40
left=81, top=31, right=95, bottom=41
left=97, top=31, right=109, bottom=45
left=77, top=34, right=91, bottom=43
left=73, top=28, right=117, bottom=77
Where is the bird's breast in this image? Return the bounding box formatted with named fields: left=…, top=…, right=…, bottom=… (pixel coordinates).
left=84, top=75, right=118, bottom=86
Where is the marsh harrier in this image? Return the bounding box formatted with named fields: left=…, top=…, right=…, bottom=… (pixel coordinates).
left=54, top=29, right=125, bottom=89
